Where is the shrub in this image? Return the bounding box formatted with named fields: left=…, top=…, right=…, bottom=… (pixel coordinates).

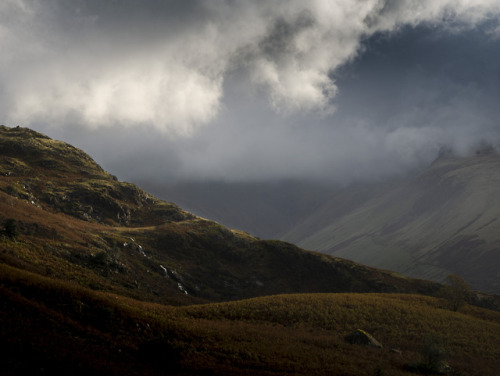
left=407, top=335, right=448, bottom=374
left=421, top=335, right=447, bottom=372
left=4, top=218, right=19, bottom=239
left=440, top=274, right=472, bottom=312
left=374, top=364, right=386, bottom=376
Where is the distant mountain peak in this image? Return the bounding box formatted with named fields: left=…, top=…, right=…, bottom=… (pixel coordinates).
left=434, top=141, right=498, bottom=163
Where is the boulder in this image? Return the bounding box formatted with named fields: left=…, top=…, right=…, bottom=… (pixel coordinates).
left=344, top=329, right=383, bottom=348
left=390, top=347, right=402, bottom=355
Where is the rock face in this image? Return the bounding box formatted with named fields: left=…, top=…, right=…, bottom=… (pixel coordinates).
left=344, top=329, right=383, bottom=348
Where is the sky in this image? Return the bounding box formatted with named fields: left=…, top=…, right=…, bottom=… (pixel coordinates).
left=2, top=0, right=500, bottom=185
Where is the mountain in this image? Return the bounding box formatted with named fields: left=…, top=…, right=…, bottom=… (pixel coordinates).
left=0, top=125, right=441, bottom=305
left=153, top=148, right=500, bottom=294
left=283, top=151, right=500, bottom=294
left=1, top=125, right=500, bottom=375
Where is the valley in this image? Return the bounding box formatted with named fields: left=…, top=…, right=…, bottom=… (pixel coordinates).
left=1, top=125, right=499, bottom=375
left=157, top=151, right=500, bottom=294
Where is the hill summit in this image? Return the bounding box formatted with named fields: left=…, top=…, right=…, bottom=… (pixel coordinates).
left=0, top=125, right=193, bottom=227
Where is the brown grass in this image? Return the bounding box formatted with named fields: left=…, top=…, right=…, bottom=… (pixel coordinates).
left=1, top=263, right=499, bottom=375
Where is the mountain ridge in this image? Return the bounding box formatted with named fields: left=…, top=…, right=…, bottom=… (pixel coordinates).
left=0, top=125, right=441, bottom=305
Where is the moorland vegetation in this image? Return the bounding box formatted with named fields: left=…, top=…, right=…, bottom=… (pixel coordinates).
left=1, top=125, right=499, bottom=375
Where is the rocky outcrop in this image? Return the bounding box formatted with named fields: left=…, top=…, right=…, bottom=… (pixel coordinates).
left=344, top=329, right=383, bottom=348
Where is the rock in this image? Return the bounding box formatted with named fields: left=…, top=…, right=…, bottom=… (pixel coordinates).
left=344, top=329, right=383, bottom=348
left=390, top=347, right=402, bottom=355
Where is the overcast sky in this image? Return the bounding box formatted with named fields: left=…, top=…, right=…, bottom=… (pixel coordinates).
left=2, top=0, right=500, bottom=184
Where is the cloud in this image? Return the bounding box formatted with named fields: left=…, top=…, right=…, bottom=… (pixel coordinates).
left=3, top=0, right=500, bottom=135
left=0, top=0, right=227, bottom=134
left=2, top=1, right=500, bottom=185
left=10, top=58, right=223, bottom=134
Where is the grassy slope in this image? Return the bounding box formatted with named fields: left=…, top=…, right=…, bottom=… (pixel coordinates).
left=0, top=193, right=440, bottom=305
left=1, top=264, right=499, bottom=375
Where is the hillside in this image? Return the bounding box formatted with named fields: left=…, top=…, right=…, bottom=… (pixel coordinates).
left=1, top=265, right=499, bottom=375
left=0, top=125, right=441, bottom=305
left=0, top=125, right=194, bottom=227
left=283, top=151, right=500, bottom=294
left=1, top=125, right=500, bottom=375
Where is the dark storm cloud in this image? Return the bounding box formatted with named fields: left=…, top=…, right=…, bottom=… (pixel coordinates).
left=2, top=1, right=500, bottom=184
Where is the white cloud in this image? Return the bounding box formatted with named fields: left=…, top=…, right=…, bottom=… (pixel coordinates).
left=9, top=58, right=223, bottom=134
left=1, top=0, right=500, bottom=136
